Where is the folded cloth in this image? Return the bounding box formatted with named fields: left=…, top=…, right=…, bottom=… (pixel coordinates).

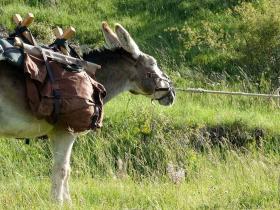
left=0, top=38, right=23, bottom=66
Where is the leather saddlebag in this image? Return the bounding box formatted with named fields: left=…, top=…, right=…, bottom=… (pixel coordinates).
left=23, top=53, right=106, bottom=132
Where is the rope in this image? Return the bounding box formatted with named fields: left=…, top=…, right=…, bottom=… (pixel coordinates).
left=175, top=88, right=280, bottom=98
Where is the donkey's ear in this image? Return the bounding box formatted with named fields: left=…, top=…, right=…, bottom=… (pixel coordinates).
left=115, top=23, right=141, bottom=59
left=101, top=21, right=121, bottom=49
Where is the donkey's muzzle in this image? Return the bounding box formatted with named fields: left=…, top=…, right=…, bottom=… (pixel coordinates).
left=158, top=87, right=175, bottom=106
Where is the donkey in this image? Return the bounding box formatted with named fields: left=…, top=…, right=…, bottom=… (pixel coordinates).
left=0, top=22, right=175, bottom=203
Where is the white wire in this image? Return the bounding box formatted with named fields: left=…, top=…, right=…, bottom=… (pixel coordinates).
left=175, top=88, right=280, bottom=98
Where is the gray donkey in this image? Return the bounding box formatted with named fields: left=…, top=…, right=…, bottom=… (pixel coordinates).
left=0, top=22, right=175, bottom=203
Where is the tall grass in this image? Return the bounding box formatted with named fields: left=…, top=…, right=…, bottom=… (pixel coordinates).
left=1, top=93, right=280, bottom=177
left=1, top=0, right=280, bottom=209
left=1, top=147, right=279, bottom=209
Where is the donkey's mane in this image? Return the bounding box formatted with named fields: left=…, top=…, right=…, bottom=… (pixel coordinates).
left=83, top=47, right=135, bottom=64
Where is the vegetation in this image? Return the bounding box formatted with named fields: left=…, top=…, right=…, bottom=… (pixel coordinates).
left=1, top=0, right=280, bottom=209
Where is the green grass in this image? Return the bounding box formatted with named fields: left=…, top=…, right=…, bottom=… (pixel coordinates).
left=1, top=150, right=279, bottom=209
left=1, top=93, right=280, bottom=209
left=1, top=0, right=280, bottom=209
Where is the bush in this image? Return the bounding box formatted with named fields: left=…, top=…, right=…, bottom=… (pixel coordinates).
left=29, top=22, right=54, bottom=44
left=167, top=0, right=280, bottom=88
left=234, top=1, right=280, bottom=86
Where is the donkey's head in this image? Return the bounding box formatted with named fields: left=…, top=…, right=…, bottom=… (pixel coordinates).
left=101, top=22, right=175, bottom=106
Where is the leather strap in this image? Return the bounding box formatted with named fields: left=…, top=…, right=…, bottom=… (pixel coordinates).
left=9, top=26, right=37, bottom=45
left=41, top=48, right=60, bottom=123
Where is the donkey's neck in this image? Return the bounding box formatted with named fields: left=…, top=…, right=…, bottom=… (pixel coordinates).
left=97, top=67, right=130, bottom=103
left=83, top=48, right=134, bottom=103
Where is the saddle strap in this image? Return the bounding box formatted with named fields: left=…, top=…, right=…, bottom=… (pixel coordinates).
left=9, top=26, right=37, bottom=46
left=41, top=49, right=61, bottom=123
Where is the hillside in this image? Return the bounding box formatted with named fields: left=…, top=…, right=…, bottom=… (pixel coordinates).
left=2, top=0, right=280, bottom=84
left=1, top=0, right=280, bottom=209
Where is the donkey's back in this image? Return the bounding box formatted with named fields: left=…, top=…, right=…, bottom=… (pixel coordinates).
left=0, top=62, right=53, bottom=138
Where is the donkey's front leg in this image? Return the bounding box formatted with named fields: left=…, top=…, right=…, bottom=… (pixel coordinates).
left=50, top=129, right=76, bottom=204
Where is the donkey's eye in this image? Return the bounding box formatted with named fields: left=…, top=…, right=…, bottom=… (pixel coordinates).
left=150, top=61, right=157, bottom=66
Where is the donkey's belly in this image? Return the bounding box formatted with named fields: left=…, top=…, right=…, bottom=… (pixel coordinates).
left=0, top=99, right=53, bottom=138
left=0, top=64, right=53, bottom=138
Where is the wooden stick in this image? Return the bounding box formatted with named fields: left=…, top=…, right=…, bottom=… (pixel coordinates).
left=14, top=37, right=101, bottom=75
left=21, top=13, right=35, bottom=45
left=12, top=13, right=34, bottom=27
left=53, top=26, right=69, bottom=55
left=53, top=26, right=63, bottom=39
left=61, top=27, right=76, bottom=40
left=53, top=27, right=76, bottom=55
left=21, top=13, right=34, bottom=27
left=12, top=13, right=36, bottom=45
left=13, top=14, right=23, bottom=25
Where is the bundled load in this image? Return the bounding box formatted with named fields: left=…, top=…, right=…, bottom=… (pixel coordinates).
left=0, top=13, right=106, bottom=132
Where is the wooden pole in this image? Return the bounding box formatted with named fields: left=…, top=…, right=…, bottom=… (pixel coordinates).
left=12, top=14, right=23, bottom=25
left=61, top=27, right=76, bottom=40
left=53, top=26, right=63, bottom=39
left=12, top=13, right=36, bottom=45
left=21, top=13, right=34, bottom=27
left=14, top=37, right=101, bottom=75
left=53, top=26, right=76, bottom=55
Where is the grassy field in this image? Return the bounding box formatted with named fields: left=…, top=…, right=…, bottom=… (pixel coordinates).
left=1, top=157, right=278, bottom=209
left=1, top=0, right=280, bottom=209
left=1, top=93, right=280, bottom=209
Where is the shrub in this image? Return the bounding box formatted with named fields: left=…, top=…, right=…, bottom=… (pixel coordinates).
left=29, top=22, right=54, bottom=44
left=167, top=0, right=280, bottom=88
left=234, top=1, right=280, bottom=86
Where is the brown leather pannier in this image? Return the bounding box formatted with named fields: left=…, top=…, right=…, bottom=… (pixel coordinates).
left=23, top=53, right=106, bottom=132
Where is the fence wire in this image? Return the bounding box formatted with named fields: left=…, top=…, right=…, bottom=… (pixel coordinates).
left=175, top=88, right=280, bottom=98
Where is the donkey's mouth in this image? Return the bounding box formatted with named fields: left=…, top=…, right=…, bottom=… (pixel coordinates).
left=129, top=90, right=140, bottom=95
left=157, top=89, right=175, bottom=106
left=130, top=88, right=175, bottom=105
